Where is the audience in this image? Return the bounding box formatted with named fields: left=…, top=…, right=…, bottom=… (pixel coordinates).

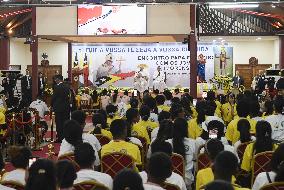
left=4, top=88, right=284, bottom=190
left=74, top=142, right=113, bottom=189
left=25, top=159, right=57, bottom=190
left=113, top=169, right=144, bottom=190
left=143, top=152, right=172, bottom=190
left=56, top=160, right=77, bottom=190
left=2, top=146, right=32, bottom=185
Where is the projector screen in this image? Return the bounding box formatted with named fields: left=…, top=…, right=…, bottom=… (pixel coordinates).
left=78, top=5, right=147, bottom=35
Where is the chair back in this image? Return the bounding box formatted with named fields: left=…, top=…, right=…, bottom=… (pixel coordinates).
left=252, top=151, right=273, bottom=186
left=101, top=152, right=134, bottom=178
left=73, top=180, right=109, bottom=190
left=163, top=182, right=181, bottom=190
left=171, top=153, right=185, bottom=178
left=136, top=136, right=148, bottom=156
left=260, top=182, right=284, bottom=190
left=1, top=181, right=25, bottom=190
left=237, top=141, right=252, bottom=162
left=95, top=134, right=111, bottom=146
left=58, top=152, right=80, bottom=171
left=197, top=152, right=210, bottom=172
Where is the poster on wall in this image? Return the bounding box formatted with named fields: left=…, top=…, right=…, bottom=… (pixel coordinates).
left=213, top=46, right=233, bottom=76
left=78, top=5, right=147, bottom=35
left=72, top=43, right=231, bottom=88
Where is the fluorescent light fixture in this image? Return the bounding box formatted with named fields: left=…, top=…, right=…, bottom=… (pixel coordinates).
left=256, top=37, right=261, bottom=40
left=209, top=3, right=259, bottom=9
left=213, top=40, right=216, bottom=42
left=2, top=0, right=10, bottom=2
left=271, top=4, right=276, bottom=8
left=218, top=37, right=223, bottom=40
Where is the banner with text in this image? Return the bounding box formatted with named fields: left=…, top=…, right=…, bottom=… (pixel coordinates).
left=72, top=43, right=232, bottom=88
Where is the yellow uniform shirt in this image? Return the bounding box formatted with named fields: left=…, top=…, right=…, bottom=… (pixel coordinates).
left=196, top=167, right=236, bottom=190
left=225, top=117, right=257, bottom=144
left=191, top=107, right=198, bottom=118
left=157, top=105, right=171, bottom=112
left=221, top=103, right=237, bottom=124
left=135, top=120, right=158, bottom=133
left=132, top=122, right=151, bottom=144
left=188, top=118, right=203, bottom=139
left=101, top=129, right=113, bottom=140
left=241, top=143, right=278, bottom=172
left=101, top=140, right=142, bottom=166
left=107, top=115, right=121, bottom=126
left=215, top=100, right=222, bottom=118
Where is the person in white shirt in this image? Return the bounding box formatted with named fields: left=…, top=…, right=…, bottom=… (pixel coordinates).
left=29, top=95, right=49, bottom=135
left=71, top=110, right=101, bottom=152
left=58, top=120, right=100, bottom=166
left=233, top=119, right=256, bottom=152
left=195, top=120, right=238, bottom=161
left=252, top=143, right=284, bottom=190
left=151, top=111, right=172, bottom=141
left=250, top=100, right=263, bottom=122
left=166, top=118, right=195, bottom=186
left=113, top=169, right=145, bottom=190
left=2, top=146, right=32, bottom=186
left=121, top=90, right=130, bottom=105
left=0, top=151, right=16, bottom=190
left=74, top=143, right=113, bottom=189
left=143, top=140, right=187, bottom=190
left=56, top=160, right=77, bottom=190
left=153, top=66, right=167, bottom=93
left=100, top=89, right=111, bottom=111
left=265, top=96, right=284, bottom=142
left=143, top=152, right=172, bottom=190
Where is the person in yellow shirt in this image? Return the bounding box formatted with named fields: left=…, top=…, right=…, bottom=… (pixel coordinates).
left=156, top=95, right=170, bottom=113
left=206, top=91, right=221, bottom=118
left=188, top=101, right=206, bottom=139
left=221, top=93, right=237, bottom=125
left=225, top=100, right=256, bottom=144
left=106, top=104, right=120, bottom=126
left=91, top=113, right=112, bottom=140
left=101, top=119, right=142, bottom=166
left=196, top=139, right=225, bottom=190
left=126, top=108, right=150, bottom=144
left=213, top=151, right=250, bottom=190
left=241, top=120, right=277, bottom=172
left=134, top=105, right=158, bottom=139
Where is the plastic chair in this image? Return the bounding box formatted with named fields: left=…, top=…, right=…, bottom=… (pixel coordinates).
left=197, top=152, right=210, bottom=172
left=58, top=152, right=80, bottom=171
left=73, top=180, right=109, bottom=190
left=1, top=180, right=25, bottom=190
left=237, top=141, right=252, bottom=162
left=260, top=182, right=284, bottom=190
left=95, top=134, right=111, bottom=146
left=163, top=182, right=181, bottom=190
left=101, top=152, right=134, bottom=178
left=252, top=151, right=273, bottom=186
left=171, top=153, right=185, bottom=178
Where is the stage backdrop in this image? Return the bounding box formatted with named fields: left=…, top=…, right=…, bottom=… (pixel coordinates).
left=72, top=43, right=233, bottom=88
left=78, top=5, right=147, bottom=35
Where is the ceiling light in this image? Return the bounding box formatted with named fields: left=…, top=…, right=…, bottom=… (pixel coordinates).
left=2, top=0, right=10, bottom=2
left=213, top=40, right=216, bottom=42
left=209, top=3, right=259, bottom=9
left=256, top=37, right=261, bottom=40
left=8, top=29, right=12, bottom=34
left=271, top=4, right=276, bottom=8
left=218, top=37, right=223, bottom=40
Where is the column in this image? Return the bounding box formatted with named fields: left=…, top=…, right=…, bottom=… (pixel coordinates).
left=0, top=38, right=10, bottom=70
left=279, top=36, right=284, bottom=69
left=68, top=42, right=72, bottom=80
left=31, top=7, right=38, bottom=100
left=190, top=4, right=197, bottom=98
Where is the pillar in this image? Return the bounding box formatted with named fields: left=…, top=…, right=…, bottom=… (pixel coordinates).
left=0, top=38, right=10, bottom=70
left=279, top=36, right=284, bottom=69
left=31, top=7, right=38, bottom=100
left=190, top=4, right=197, bottom=98
left=68, top=42, right=72, bottom=80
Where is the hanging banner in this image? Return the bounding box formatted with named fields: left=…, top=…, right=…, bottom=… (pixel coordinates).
left=72, top=43, right=232, bottom=88
left=213, top=46, right=233, bottom=76
left=78, top=5, right=147, bottom=35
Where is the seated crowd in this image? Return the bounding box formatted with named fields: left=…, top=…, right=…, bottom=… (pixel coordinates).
left=2, top=88, right=284, bottom=190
